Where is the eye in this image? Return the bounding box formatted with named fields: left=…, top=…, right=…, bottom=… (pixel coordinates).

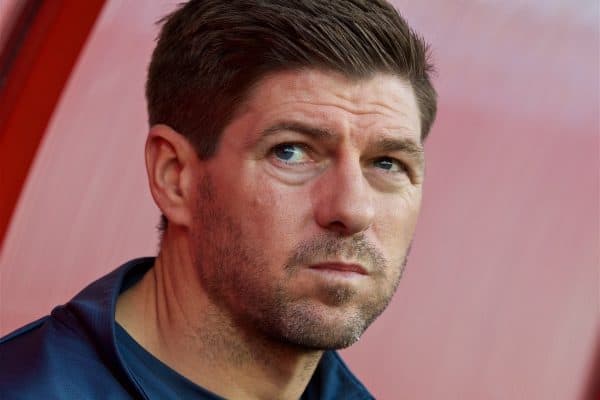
left=373, top=157, right=406, bottom=173
left=271, top=143, right=311, bottom=164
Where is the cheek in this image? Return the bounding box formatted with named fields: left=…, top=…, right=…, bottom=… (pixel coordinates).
left=242, top=177, right=311, bottom=247
left=374, top=189, right=422, bottom=250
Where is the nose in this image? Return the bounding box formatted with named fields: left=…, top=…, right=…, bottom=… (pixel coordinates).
left=312, top=158, right=375, bottom=235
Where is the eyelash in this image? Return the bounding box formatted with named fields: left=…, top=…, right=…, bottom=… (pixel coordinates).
left=268, top=142, right=410, bottom=177
left=270, top=143, right=312, bottom=164
left=372, top=157, right=409, bottom=174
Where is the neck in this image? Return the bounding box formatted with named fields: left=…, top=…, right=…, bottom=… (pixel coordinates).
left=116, top=229, right=323, bottom=400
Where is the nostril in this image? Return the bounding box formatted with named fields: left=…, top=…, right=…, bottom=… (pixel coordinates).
left=328, top=220, right=348, bottom=233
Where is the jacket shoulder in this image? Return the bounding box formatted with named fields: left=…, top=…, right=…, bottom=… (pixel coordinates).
left=0, top=308, right=132, bottom=399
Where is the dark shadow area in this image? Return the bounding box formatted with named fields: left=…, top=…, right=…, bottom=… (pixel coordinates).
left=0, top=0, right=43, bottom=92
left=582, top=336, right=600, bottom=400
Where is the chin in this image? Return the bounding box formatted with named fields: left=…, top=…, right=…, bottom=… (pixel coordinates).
left=265, top=304, right=377, bottom=351
left=282, top=323, right=366, bottom=351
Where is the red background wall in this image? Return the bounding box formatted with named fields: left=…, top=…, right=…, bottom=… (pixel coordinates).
left=1, top=1, right=598, bottom=398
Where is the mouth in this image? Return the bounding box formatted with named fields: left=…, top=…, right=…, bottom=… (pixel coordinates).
left=308, top=262, right=368, bottom=276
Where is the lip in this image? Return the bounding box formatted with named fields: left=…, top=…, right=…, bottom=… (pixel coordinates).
left=308, top=262, right=368, bottom=275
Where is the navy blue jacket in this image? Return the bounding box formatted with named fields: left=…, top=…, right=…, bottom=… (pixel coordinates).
left=0, top=258, right=374, bottom=399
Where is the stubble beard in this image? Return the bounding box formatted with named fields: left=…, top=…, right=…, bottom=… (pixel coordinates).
left=192, top=175, right=409, bottom=351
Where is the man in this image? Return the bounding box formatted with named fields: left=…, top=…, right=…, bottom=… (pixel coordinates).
left=0, top=0, right=436, bottom=398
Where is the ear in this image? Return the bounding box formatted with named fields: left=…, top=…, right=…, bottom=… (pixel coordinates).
left=145, top=124, right=200, bottom=229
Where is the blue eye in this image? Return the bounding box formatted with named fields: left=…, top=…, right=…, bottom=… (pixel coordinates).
left=374, top=157, right=405, bottom=172
left=272, top=143, right=308, bottom=164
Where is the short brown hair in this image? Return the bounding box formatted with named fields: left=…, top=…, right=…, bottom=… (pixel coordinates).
left=147, top=0, right=436, bottom=152
left=147, top=0, right=437, bottom=232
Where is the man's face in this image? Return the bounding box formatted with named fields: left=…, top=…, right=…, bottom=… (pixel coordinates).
left=190, top=69, right=423, bottom=350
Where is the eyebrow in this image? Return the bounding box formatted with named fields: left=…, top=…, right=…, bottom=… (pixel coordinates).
left=259, top=120, right=424, bottom=165
left=365, top=137, right=424, bottom=162
left=261, top=121, right=336, bottom=142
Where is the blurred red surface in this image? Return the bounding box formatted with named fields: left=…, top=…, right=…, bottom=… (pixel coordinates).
left=0, top=1, right=598, bottom=398
left=0, top=0, right=106, bottom=249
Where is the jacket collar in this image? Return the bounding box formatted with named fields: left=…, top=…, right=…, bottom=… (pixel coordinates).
left=67, top=257, right=373, bottom=399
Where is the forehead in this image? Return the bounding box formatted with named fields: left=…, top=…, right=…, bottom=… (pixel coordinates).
left=237, top=69, right=422, bottom=141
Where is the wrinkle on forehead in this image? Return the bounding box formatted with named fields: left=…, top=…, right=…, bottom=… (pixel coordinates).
left=243, top=69, right=421, bottom=133
left=270, top=99, right=416, bottom=121
left=221, top=69, right=423, bottom=158
left=274, top=71, right=411, bottom=102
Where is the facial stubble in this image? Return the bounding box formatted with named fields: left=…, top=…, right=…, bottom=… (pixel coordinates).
left=192, top=175, right=409, bottom=351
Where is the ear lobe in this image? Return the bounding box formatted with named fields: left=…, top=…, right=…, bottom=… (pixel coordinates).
left=145, top=124, right=199, bottom=229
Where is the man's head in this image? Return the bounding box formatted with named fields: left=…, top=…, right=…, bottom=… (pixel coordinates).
left=144, top=0, right=436, bottom=350
left=146, top=0, right=436, bottom=157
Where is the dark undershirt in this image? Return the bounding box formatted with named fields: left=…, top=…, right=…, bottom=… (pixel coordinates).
left=116, top=322, right=225, bottom=399
left=115, top=323, right=369, bottom=400
left=114, top=263, right=371, bottom=400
